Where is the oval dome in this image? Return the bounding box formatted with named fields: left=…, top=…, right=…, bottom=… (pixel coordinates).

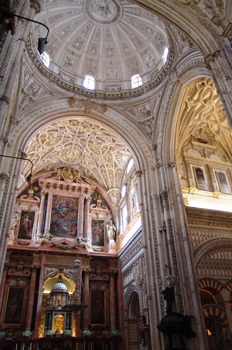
left=32, top=0, right=170, bottom=92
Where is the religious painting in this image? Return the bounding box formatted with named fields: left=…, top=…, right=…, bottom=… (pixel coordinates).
left=92, top=219, right=105, bottom=247
left=194, top=167, right=208, bottom=190
left=130, top=186, right=137, bottom=217
left=216, top=171, right=230, bottom=194
left=91, top=289, right=105, bottom=324
left=4, top=287, right=25, bottom=325
left=50, top=195, right=78, bottom=238
left=18, top=211, right=35, bottom=239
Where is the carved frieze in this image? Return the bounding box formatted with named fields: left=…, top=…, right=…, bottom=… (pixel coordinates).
left=69, top=97, right=107, bottom=113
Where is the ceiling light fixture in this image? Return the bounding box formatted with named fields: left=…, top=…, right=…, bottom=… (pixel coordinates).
left=0, top=154, right=33, bottom=184
left=6, top=12, right=49, bottom=54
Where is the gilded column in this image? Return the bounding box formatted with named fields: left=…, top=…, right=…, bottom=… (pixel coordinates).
left=110, top=273, right=116, bottom=330
left=25, top=267, right=37, bottom=329
left=84, top=197, right=91, bottom=239
left=78, top=195, right=84, bottom=237
left=83, top=271, right=90, bottom=329
left=37, top=190, right=47, bottom=234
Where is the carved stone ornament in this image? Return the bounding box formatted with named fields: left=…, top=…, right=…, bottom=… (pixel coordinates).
left=162, top=275, right=175, bottom=289
left=56, top=167, right=81, bottom=184
left=53, top=242, right=77, bottom=250
left=85, top=0, right=122, bottom=24
left=38, top=230, right=54, bottom=245
left=69, top=97, right=107, bottom=113
left=8, top=267, right=31, bottom=277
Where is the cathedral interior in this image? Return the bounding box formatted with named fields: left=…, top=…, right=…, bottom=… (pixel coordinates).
left=0, top=0, right=232, bottom=350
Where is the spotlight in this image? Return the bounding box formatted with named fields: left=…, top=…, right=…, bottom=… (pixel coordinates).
left=38, top=37, right=48, bottom=55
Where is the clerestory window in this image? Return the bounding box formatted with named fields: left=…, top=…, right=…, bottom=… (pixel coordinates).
left=40, top=52, right=50, bottom=68
left=83, top=75, right=95, bottom=90
left=131, top=74, right=142, bottom=89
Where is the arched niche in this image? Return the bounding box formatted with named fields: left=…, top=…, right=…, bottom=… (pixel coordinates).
left=170, top=77, right=232, bottom=211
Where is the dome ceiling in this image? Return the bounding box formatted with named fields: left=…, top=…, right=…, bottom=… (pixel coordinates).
left=32, top=0, right=169, bottom=91
left=23, top=118, right=131, bottom=192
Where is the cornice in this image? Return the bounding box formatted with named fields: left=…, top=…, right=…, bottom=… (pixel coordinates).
left=186, top=207, right=232, bottom=226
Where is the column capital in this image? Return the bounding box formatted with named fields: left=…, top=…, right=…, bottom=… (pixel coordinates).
left=41, top=190, right=48, bottom=197
left=30, top=0, right=41, bottom=13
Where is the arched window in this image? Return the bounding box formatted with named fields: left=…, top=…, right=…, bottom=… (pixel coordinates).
left=122, top=204, right=128, bottom=231
left=83, top=75, right=95, bottom=90
left=40, top=52, right=50, bottom=68
left=130, top=186, right=137, bottom=216
left=162, top=47, right=169, bottom=63
left=121, top=185, right=127, bottom=198
left=126, top=159, right=134, bottom=173
left=131, top=74, right=142, bottom=89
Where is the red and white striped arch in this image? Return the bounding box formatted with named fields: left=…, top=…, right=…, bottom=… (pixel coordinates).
left=202, top=305, right=228, bottom=328
left=198, top=279, right=223, bottom=293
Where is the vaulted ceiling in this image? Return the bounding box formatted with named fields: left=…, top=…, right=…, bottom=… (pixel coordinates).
left=31, top=0, right=169, bottom=91
left=23, top=118, right=131, bottom=191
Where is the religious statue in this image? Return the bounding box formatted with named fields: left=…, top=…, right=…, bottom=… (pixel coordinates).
left=95, top=194, right=102, bottom=207
left=10, top=211, right=20, bottom=231
left=107, top=219, right=116, bottom=240
left=38, top=230, right=54, bottom=245
left=56, top=167, right=81, bottom=184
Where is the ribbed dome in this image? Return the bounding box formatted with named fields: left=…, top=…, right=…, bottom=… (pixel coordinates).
left=32, top=0, right=170, bottom=91
left=51, top=275, right=69, bottom=294
left=51, top=282, right=68, bottom=293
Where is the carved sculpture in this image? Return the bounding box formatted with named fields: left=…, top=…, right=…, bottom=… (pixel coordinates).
left=38, top=230, right=54, bottom=245
left=56, top=167, right=81, bottom=184
left=107, top=219, right=116, bottom=240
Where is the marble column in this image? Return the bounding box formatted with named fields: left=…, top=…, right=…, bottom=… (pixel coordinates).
left=83, top=271, right=90, bottom=329
left=0, top=173, right=9, bottom=205
left=44, top=192, right=53, bottom=233
left=110, top=273, right=116, bottom=330
left=84, top=197, right=91, bottom=239
left=25, top=268, right=37, bottom=329
left=78, top=195, right=84, bottom=237
left=37, top=190, right=47, bottom=235
left=0, top=267, right=7, bottom=315
left=34, top=255, right=46, bottom=337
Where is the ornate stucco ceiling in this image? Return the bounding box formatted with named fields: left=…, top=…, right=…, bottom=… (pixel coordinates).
left=23, top=118, right=131, bottom=191
left=175, top=77, right=232, bottom=160
left=32, top=0, right=169, bottom=91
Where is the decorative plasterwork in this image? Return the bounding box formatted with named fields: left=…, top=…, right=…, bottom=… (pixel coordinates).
left=175, top=77, right=232, bottom=160
left=26, top=39, right=175, bottom=99
left=23, top=118, right=131, bottom=191
left=196, top=246, right=232, bottom=279
left=173, top=0, right=225, bottom=30
left=28, top=0, right=172, bottom=94
left=186, top=207, right=232, bottom=227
